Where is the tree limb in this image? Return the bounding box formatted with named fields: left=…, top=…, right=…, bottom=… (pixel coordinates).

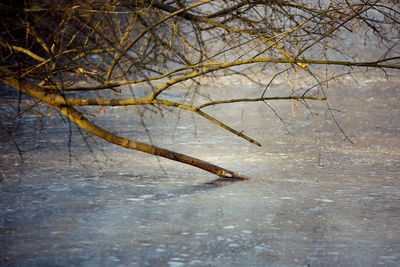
left=0, top=67, right=249, bottom=179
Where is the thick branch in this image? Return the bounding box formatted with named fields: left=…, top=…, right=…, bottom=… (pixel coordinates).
left=58, top=105, right=249, bottom=179
left=0, top=67, right=249, bottom=179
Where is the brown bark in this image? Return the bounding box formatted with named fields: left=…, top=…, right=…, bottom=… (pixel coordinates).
left=0, top=67, right=249, bottom=179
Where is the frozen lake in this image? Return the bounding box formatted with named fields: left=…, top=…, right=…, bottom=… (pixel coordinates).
left=1, top=72, right=399, bottom=266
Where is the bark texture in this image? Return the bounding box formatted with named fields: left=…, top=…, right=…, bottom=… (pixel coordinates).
left=0, top=67, right=249, bottom=179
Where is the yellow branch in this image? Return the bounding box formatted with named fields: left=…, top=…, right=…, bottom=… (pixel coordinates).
left=0, top=66, right=249, bottom=179
left=196, top=109, right=262, bottom=147
left=9, top=45, right=45, bottom=62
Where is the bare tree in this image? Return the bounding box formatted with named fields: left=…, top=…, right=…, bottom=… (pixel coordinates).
left=1, top=0, right=399, bottom=179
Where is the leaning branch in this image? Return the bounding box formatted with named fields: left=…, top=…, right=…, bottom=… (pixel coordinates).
left=0, top=67, right=249, bottom=179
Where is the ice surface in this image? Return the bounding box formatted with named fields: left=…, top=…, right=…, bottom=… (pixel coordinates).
left=0, top=74, right=399, bottom=266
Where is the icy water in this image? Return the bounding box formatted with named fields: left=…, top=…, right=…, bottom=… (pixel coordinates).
left=1, top=73, right=400, bottom=266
